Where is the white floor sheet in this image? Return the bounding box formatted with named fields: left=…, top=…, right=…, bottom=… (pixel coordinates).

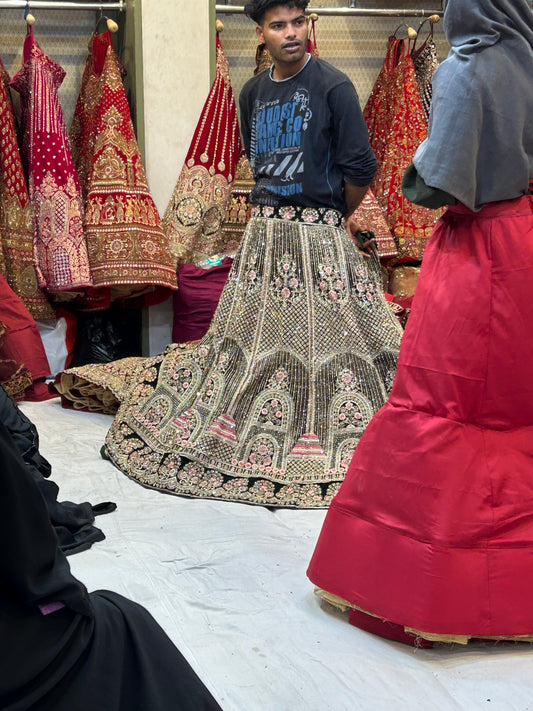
left=20, top=398, right=533, bottom=711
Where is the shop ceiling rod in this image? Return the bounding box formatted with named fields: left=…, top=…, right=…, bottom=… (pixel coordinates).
left=215, top=5, right=442, bottom=17
left=0, top=0, right=124, bottom=9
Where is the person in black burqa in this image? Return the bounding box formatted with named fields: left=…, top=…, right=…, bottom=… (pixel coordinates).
left=0, top=416, right=221, bottom=711
left=0, top=383, right=115, bottom=555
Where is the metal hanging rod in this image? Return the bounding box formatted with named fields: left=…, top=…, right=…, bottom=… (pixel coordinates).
left=0, top=1, right=124, bottom=9
left=215, top=5, right=442, bottom=17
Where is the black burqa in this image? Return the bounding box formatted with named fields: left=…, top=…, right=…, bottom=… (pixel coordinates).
left=1, top=384, right=113, bottom=554
left=0, top=419, right=221, bottom=711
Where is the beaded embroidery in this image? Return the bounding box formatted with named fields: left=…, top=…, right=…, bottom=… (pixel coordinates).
left=11, top=28, right=93, bottom=295
left=101, top=216, right=403, bottom=508
left=252, top=203, right=344, bottom=227
left=71, top=32, right=177, bottom=302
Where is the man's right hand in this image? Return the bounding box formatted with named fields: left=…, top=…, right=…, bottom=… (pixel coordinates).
left=345, top=217, right=377, bottom=258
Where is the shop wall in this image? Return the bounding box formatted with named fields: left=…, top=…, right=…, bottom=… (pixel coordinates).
left=140, top=0, right=213, bottom=216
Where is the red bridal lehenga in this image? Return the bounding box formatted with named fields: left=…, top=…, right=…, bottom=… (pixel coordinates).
left=0, top=55, right=55, bottom=321
left=10, top=27, right=93, bottom=298
left=364, top=36, right=443, bottom=261
left=161, top=32, right=242, bottom=268
left=70, top=31, right=177, bottom=310
left=308, top=188, right=533, bottom=642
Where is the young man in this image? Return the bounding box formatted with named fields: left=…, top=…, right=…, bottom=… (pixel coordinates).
left=240, top=0, right=377, bottom=247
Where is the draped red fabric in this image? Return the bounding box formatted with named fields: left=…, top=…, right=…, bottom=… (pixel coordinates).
left=172, top=259, right=233, bottom=343
left=0, top=272, right=51, bottom=400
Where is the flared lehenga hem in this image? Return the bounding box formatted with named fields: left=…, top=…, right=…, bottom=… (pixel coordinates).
left=308, top=400, right=533, bottom=637
left=103, top=215, right=403, bottom=508
left=314, top=589, right=533, bottom=645
left=109, top=449, right=344, bottom=509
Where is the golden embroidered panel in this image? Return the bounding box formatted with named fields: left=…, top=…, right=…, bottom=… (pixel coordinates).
left=162, top=33, right=241, bottom=267
left=105, top=217, right=403, bottom=508
left=71, top=31, right=177, bottom=301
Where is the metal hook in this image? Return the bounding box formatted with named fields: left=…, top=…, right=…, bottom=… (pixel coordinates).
left=392, top=23, right=417, bottom=40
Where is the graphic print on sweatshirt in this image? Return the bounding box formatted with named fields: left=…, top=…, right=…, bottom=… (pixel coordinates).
left=250, top=89, right=312, bottom=199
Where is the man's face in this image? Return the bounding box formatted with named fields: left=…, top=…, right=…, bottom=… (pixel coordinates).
left=256, top=5, right=309, bottom=72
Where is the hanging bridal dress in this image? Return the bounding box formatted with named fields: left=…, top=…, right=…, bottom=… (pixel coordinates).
left=11, top=26, right=93, bottom=297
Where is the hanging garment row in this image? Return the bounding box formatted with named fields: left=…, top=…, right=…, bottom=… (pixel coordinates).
left=0, top=20, right=177, bottom=322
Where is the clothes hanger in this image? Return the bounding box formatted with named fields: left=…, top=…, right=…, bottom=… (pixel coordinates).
left=390, top=23, right=417, bottom=59
left=308, top=12, right=319, bottom=53
left=392, top=23, right=418, bottom=41
left=412, top=15, right=440, bottom=54
left=95, top=8, right=119, bottom=34
left=24, top=1, right=35, bottom=32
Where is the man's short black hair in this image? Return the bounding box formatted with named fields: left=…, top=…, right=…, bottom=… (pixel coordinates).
left=243, top=0, right=309, bottom=25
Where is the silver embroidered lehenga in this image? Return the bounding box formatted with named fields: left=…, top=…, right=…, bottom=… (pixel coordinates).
left=102, top=208, right=403, bottom=508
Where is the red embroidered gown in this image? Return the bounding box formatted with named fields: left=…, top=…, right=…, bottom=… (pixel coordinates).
left=162, top=32, right=242, bottom=267
left=0, top=56, right=55, bottom=320
left=363, top=37, right=442, bottom=261
left=71, top=31, right=177, bottom=309
left=10, top=27, right=93, bottom=296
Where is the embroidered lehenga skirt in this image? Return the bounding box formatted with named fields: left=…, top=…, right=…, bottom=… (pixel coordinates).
left=85, top=208, right=402, bottom=507
left=308, top=194, right=533, bottom=639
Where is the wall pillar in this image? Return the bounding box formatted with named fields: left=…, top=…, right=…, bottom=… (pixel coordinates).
left=140, top=0, right=213, bottom=354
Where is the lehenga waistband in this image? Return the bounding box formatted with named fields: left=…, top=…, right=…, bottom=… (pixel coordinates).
left=251, top=204, right=344, bottom=228
left=447, top=192, right=533, bottom=218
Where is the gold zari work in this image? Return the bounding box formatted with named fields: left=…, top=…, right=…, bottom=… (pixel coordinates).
left=71, top=33, right=177, bottom=297
left=219, top=154, right=255, bottom=258
left=55, top=356, right=145, bottom=414
left=105, top=217, right=403, bottom=508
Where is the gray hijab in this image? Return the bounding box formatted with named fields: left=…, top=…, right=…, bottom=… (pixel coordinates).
left=413, top=0, right=533, bottom=211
